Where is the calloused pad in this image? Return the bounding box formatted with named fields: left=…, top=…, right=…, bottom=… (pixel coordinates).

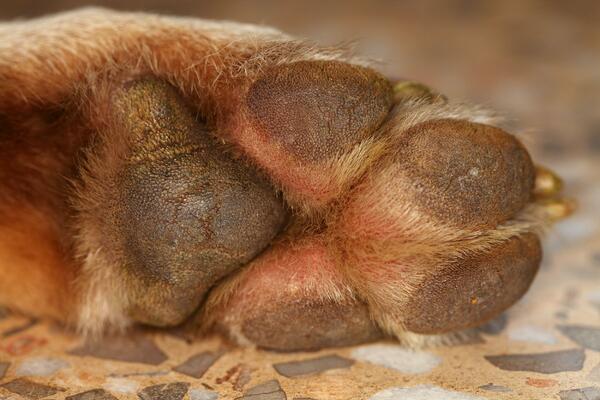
left=224, top=60, right=395, bottom=206
left=108, top=80, right=288, bottom=326
left=246, top=60, right=393, bottom=162
left=210, top=238, right=383, bottom=351
left=402, top=233, right=542, bottom=334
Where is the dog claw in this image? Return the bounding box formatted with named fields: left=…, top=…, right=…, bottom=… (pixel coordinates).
left=539, top=198, right=576, bottom=220
left=534, top=165, right=563, bottom=197
left=393, top=80, right=447, bottom=103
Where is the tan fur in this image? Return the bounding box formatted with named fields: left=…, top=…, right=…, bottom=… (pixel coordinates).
left=0, top=206, right=76, bottom=321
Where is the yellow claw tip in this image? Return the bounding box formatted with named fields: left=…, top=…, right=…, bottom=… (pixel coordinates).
left=534, top=165, right=563, bottom=197
left=393, top=81, right=431, bottom=93
left=393, top=81, right=446, bottom=103
left=541, top=198, right=576, bottom=220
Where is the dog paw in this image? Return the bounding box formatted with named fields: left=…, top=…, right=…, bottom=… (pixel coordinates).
left=9, top=10, right=569, bottom=349
left=75, top=56, right=572, bottom=350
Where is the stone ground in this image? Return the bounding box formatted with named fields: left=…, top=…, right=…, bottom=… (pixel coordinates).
left=1, top=1, right=599, bottom=399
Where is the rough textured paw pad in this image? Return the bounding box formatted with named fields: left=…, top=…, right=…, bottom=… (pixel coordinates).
left=111, top=80, right=288, bottom=326
left=403, top=233, right=542, bottom=334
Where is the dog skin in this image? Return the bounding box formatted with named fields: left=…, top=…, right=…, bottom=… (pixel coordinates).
left=0, top=8, right=572, bottom=351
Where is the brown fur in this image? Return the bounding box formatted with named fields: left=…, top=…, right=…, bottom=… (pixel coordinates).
left=0, top=8, right=568, bottom=350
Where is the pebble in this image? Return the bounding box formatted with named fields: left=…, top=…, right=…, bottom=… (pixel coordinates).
left=352, top=344, right=441, bottom=374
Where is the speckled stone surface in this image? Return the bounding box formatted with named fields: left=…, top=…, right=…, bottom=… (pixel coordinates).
left=0, top=1, right=599, bottom=399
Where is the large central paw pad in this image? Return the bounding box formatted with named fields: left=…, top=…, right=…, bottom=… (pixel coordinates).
left=107, top=81, right=288, bottom=326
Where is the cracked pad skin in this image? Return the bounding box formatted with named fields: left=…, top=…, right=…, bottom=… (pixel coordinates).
left=246, top=60, right=393, bottom=162
left=113, top=80, right=288, bottom=326
left=0, top=9, right=569, bottom=351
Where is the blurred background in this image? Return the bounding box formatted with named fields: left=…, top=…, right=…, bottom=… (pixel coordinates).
left=1, top=0, right=599, bottom=161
